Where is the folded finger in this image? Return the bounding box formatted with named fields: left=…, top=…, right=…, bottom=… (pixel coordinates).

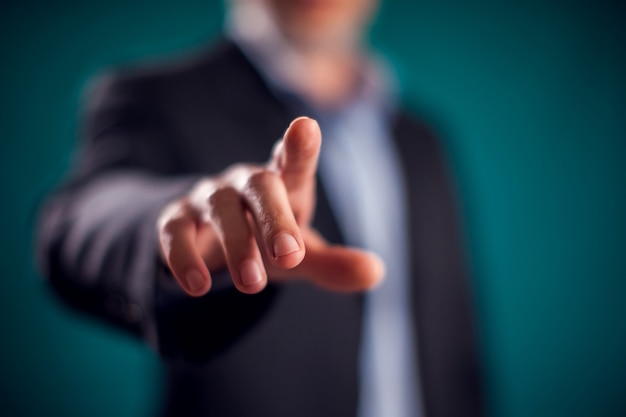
left=158, top=201, right=211, bottom=296
left=205, top=186, right=267, bottom=294
left=239, top=170, right=305, bottom=269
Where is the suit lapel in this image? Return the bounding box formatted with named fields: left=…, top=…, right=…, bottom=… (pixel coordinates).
left=393, top=111, right=484, bottom=417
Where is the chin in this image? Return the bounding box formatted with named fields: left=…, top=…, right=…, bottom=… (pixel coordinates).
left=290, top=28, right=360, bottom=53
left=271, top=0, right=373, bottom=50
left=282, top=15, right=363, bottom=51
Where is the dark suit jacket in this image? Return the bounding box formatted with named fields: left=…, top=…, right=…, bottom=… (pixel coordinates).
left=37, top=39, right=483, bottom=417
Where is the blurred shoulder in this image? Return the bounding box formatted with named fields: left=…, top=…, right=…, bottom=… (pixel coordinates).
left=392, top=105, right=439, bottom=145
left=83, top=38, right=249, bottom=105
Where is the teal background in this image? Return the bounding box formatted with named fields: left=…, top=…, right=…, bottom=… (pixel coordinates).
left=1, top=1, right=624, bottom=416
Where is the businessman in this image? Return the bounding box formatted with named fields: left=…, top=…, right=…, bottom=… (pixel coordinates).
left=37, top=0, right=483, bottom=416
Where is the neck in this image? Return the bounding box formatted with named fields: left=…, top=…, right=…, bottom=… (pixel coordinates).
left=227, top=2, right=365, bottom=109
left=294, top=45, right=362, bottom=108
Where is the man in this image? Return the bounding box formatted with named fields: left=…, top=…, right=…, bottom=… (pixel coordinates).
left=37, top=0, right=483, bottom=416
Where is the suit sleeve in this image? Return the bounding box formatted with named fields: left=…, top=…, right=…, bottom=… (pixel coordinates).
left=36, top=71, right=278, bottom=362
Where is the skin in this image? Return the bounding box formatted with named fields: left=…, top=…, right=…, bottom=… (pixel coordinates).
left=157, top=1, right=384, bottom=296
left=264, top=0, right=379, bottom=107
left=266, top=0, right=377, bottom=52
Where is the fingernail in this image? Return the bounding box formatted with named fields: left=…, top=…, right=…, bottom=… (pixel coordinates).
left=240, top=260, right=264, bottom=286
left=273, top=233, right=300, bottom=258
left=185, top=269, right=206, bottom=293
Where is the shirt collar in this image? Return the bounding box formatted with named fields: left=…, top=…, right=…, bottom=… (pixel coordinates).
left=225, top=2, right=398, bottom=119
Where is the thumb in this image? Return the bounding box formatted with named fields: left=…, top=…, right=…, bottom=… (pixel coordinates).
left=293, top=229, right=386, bottom=292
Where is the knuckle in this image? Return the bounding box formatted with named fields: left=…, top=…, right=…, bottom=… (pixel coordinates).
left=206, top=186, right=240, bottom=212
left=246, top=169, right=279, bottom=191
left=258, top=211, right=290, bottom=236
left=222, top=163, right=249, bottom=178
left=161, top=215, right=187, bottom=236
left=158, top=200, right=190, bottom=234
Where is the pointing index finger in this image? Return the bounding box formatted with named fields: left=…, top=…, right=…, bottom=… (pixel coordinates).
left=273, top=116, right=321, bottom=191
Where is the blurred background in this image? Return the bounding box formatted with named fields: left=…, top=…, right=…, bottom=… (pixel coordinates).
left=1, top=0, right=624, bottom=416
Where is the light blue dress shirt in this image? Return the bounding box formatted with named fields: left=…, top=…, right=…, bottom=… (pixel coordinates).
left=315, top=84, right=424, bottom=417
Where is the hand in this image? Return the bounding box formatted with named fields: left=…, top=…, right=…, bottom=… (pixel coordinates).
left=157, top=117, right=385, bottom=296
